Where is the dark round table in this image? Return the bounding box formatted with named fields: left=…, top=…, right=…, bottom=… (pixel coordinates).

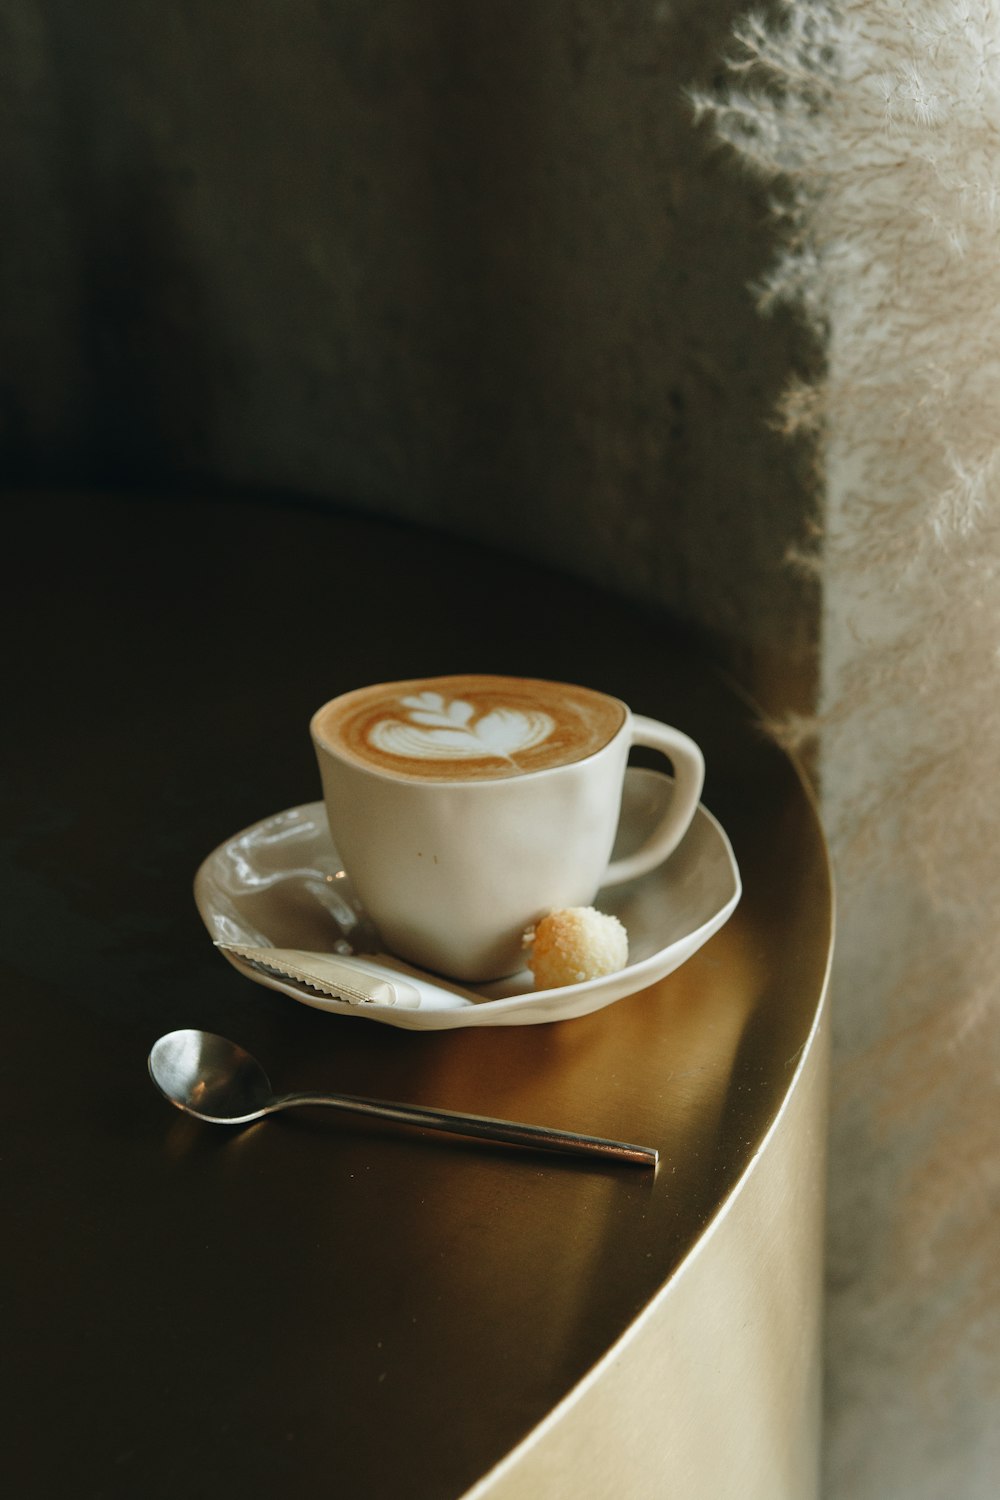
left=4, top=492, right=832, bottom=1500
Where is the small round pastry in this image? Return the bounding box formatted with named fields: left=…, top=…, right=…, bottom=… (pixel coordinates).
left=524, top=906, right=629, bottom=989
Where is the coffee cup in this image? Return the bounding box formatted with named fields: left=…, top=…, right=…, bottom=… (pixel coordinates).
left=310, top=674, right=704, bottom=982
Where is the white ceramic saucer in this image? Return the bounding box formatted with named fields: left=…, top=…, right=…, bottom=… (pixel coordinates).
left=194, top=769, right=742, bottom=1030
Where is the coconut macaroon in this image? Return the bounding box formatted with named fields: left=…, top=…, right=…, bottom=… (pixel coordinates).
left=524, top=906, right=629, bottom=989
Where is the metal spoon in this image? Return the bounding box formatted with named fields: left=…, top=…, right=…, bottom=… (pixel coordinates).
left=149, top=1029, right=658, bottom=1168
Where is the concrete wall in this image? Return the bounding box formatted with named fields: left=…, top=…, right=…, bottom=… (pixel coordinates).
left=1, top=0, right=817, bottom=710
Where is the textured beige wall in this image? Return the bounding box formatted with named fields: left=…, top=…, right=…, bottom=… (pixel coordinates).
left=1, top=1, right=817, bottom=710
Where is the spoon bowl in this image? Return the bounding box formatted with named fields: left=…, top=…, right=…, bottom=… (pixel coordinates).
left=150, top=1030, right=277, bottom=1123
left=149, top=1028, right=657, bottom=1167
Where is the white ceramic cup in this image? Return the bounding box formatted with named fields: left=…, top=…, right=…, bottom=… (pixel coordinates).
left=310, top=677, right=704, bottom=982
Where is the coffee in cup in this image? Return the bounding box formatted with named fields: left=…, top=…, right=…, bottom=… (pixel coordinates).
left=312, top=674, right=626, bottom=782
left=311, top=675, right=704, bottom=982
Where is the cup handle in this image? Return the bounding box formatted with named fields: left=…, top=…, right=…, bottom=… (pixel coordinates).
left=602, top=716, right=705, bottom=886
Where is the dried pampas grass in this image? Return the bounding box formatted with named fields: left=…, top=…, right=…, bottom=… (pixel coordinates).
left=696, top=4, right=1000, bottom=1496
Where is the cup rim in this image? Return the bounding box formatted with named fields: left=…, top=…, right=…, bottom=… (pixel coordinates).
left=310, top=674, right=631, bottom=787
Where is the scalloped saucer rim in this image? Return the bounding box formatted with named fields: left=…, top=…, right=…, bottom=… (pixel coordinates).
left=194, top=769, right=742, bottom=1030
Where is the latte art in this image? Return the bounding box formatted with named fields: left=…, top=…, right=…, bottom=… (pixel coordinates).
left=370, top=692, right=556, bottom=763
left=314, top=675, right=626, bottom=782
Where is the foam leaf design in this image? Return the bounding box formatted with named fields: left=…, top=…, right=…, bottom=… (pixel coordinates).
left=370, top=695, right=555, bottom=761
left=401, top=692, right=476, bottom=729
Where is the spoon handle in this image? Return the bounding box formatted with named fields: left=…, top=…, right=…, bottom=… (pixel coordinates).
left=274, top=1090, right=658, bottom=1167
